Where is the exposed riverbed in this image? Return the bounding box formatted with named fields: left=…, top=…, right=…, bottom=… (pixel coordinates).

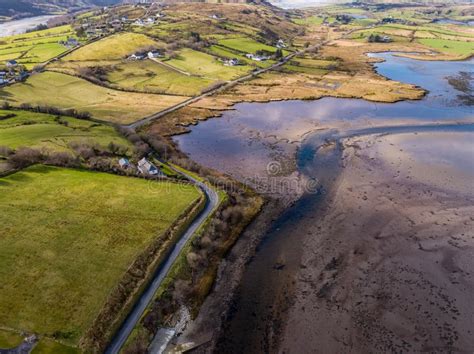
left=173, top=53, right=474, bottom=352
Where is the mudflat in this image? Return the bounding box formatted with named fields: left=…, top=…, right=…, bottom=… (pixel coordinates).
left=281, top=131, right=474, bottom=352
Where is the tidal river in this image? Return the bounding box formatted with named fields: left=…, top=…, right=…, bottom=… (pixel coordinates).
left=174, top=53, right=474, bottom=352
left=0, top=15, right=56, bottom=37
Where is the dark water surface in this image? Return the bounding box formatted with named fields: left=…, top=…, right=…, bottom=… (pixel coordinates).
left=174, top=53, right=474, bottom=353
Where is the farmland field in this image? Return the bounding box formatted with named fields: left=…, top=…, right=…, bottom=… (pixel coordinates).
left=62, top=32, right=160, bottom=61
left=218, top=36, right=280, bottom=54
left=0, top=72, right=188, bottom=123
left=0, top=330, right=23, bottom=349
left=0, top=165, right=201, bottom=347
left=417, top=38, right=474, bottom=56
left=0, top=25, right=77, bottom=69
left=0, top=109, right=131, bottom=152
left=106, top=60, right=215, bottom=96
left=166, top=48, right=251, bottom=81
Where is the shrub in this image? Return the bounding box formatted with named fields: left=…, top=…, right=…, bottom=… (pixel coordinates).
left=9, top=147, right=44, bottom=168
left=0, top=146, right=12, bottom=157
left=45, top=152, right=80, bottom=167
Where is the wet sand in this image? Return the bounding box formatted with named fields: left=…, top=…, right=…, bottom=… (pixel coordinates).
left=172, top=52, right=474, bottom=353
left=281, top=131, right=474, bottom=352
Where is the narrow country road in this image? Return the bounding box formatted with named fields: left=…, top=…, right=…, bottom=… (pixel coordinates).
left=105, top=165, right=219, bottom=354
left=126, top=27, right=367, bottom=130
left=126, top=39, right=332, bottom=130
left=105, top=28, right=363, bottom=353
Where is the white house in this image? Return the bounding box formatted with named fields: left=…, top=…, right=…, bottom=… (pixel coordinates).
left=6, top=60, right=18, bottom=68
left=224, top=58, right=240, bottom=66
left=246, top=53, right=268, bottom=62
left=148, top=50, right=162, bottom=59
left=276, top=39, right=287, bottom=49
left=119, top=158, right=130, bottom=169
left=138, top=158, right=159, bottom=175
left=129, top=53, right=146, bottom=61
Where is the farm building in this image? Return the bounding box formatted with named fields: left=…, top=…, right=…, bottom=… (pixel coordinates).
left=129, top=53, right=146, bottom=60
left=276, top=39, right=287, bottom=49
left=246, top=53, right=269, bottom=62
left=224, top=58, right=240, bottom=66
left=119, top=158, right=131, bottom=169
left=138, top=158, right=159, bottom=175
left=148, top=50, right=163, bottom=59
left=6, top=60, right=18, bottom=68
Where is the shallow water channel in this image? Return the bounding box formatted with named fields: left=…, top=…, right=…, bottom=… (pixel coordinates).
left=173, top=53, right=474, bottom=352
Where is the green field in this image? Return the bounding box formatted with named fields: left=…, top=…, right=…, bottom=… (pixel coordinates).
left=0, top=109, right=131, bottom=152
left=31, top=339, right=81, bottom=354
left=106, top=60, right=215, bottom=96
left=0, top=25, right=77, bottom=69
left=62, top=32, right=159, bottom=61
left=218, top=36, right=279, bottom=54
left=417, top=38, right=474, bottom=56
left=0, top=165, right=201, bottom=347
left=293, top=16, right=325, bottom=25
left=0, top=330, right=23, bottom=349
left=0, top=71, right=188, bottom=123
left=166, top=48, right=251, bottom=81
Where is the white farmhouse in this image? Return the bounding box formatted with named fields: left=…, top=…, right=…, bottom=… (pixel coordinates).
left=138, top=158, right=159, bottom=175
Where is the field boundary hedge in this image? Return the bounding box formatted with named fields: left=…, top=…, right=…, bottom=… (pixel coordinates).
left=78, top=185, right=206, bottom=352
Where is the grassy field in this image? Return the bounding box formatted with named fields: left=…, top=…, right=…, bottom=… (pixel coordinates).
left=31, top=339, right=81, bottom=354
left=0, top=109, right=131, bottom=152
left=0, top=71, right=188, bottom=124
left=417, top=38, right=474, bottom=56
left=106, top=60, right=215, bottom=96
left=0, top=165, right=201, bottom=347
left=0, top=25, right=77, bottom=69
left=350, top=23, right=474, bottom=55
left=283, top=55, right=336, bottom=75
left=293, top=16, right=325, bottom=26
left=166, top=48, right=251, bottom=81
left=218, top=36, right=279, bottom=54
left=0, top=330, right=23, bottom=349
left=62, top=32, right=159, bottom=61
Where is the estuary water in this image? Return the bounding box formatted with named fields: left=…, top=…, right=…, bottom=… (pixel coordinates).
left=174, top=53, right=474, bottom=352
left=174, top=53, right=473, bottom=180
left=0, top=15, right=56, bottom=37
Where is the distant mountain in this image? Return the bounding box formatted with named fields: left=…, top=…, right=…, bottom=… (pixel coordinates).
left=0, top=0, right=122, bottom=20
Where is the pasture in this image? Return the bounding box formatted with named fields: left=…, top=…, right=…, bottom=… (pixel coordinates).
left=218, top=36, right=280, bottom=54
left=350, top=24, right=474, bottom=55
left=0, top=25, right=77, bottom=69
left=62, top=32, right=160, bottom=61
left=106, top=60, right=215, bottom=96
left=0, top=165, right=201, bottom=347
left=417, top=38, right=474, bottom=56
left=0, top=109, right=131, bottom=152
left=0, top=71, right=188, bottom=123
left=166, top=48, right=251, bottom=81
left=283, top=55, right=336, bottom=75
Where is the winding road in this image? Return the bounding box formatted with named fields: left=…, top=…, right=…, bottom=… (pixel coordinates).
left=126, top=36, right=339, bottom=130
left=105, top=27, right=364, bottom=353
left=105, top=164, right=219, bottom=354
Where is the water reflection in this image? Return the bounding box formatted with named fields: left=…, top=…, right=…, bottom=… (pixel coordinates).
left=174, top=54, right=473, bottom=178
